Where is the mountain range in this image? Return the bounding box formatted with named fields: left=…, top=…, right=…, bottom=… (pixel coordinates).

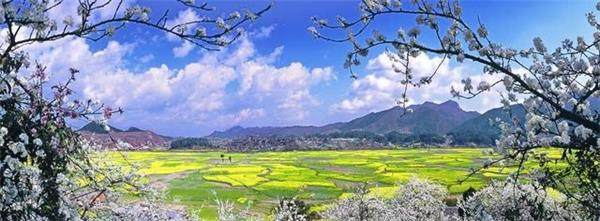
left=78, top=122, right=172, bottom=149
left=449, top=104, right=526, bottom=145
left=79, top=100, right=531, bottom=148
left=209, top=100, right=506, bottom=141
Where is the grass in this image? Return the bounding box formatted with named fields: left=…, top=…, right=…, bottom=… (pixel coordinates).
left=108, top=148, right=559, bottom=219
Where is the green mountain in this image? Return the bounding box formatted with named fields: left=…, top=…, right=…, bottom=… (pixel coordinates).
left=448, top=104, right=526, bottom=146
left=336, top=100, right=480, bottom=134
left=209, top=100, right=480, bottom=138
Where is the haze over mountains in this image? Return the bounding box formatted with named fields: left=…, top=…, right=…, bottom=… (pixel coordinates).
left=79, top=100, right=531, bottom=148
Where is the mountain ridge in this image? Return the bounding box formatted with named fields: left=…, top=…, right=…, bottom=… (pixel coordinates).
left=449, top=104, right=526, bottom=146
left=78, top=122, right=123, bottom=134
left=77, top=123, right=171, bottom=149
left=209, top=100, right=481, bottom=139
left=77, top=98, right=600, bottom=149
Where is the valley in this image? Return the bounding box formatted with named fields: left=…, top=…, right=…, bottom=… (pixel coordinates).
left=81, top=101, right=530, bottom=151
left=110, top=148, right=561, bottom=219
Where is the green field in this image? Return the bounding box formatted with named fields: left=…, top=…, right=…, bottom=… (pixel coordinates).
left=110, top=148, right=556, bottom=218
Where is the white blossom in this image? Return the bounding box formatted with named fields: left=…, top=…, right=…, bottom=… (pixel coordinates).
left=574, top=125, right=593, bottom=140
left=307, top=26, right=319, bottom=37
left=0, top=127, right=8, bottom=136
left=460, top=181, right=579, bottom=220
left=18, top=133, right=29, bottom=144
left=63, top=15, right=74, bottom=27
left=477, top=81, right=491, bottom=91
left=477, top=25, right=488, bottom=38
left=34, top=149, right=45, bottom=158
left=533, top=37, right=547, bottom=53
left=216, top=17, right=228, bottom=29
left=457, top=52, right=465, bottom=62
left=324, top=179, right=447, bottom=220
left=33, top=138, right=42, bottom=146
left=462, top=77, right=473, bottom=91
left=195, top=27, right=206, bottom=37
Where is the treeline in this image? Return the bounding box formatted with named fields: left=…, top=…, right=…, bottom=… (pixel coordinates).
left=309, top=131, right=448, bottom=145
left=170, top=131, right=465, bottom=151
left=170, top=137, right=213, bottom=149
left=448, top=132, right=497, bottom=146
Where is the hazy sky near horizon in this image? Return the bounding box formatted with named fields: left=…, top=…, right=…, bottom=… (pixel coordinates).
left=30, top=0, right=596, bottom=136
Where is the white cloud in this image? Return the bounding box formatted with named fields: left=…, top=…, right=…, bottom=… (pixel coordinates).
left=139, top=54, right=154, bottom=63
left=173, top=41, right=195, bottom=57
left=333, top=53, right=501, bottom=113
left=216, top=108, right=266, bottom=126
left=83, top=65, right=172, bottom=109
left=169, top=61, right=236, bottom=112
left=80, top=56, right=237, bottom=116
left=24, top=37, right=133, bottom=82
left=237, top=59, right=334, bottom=117
left=166, top=8, right=200, bottom=40
left=250, top=25, right=275, bottom=38
left=226, top=38, right=256, bottom=65
left=19, top=25, right=333, bottom=133
left=165, top=8, right=202, bottom=56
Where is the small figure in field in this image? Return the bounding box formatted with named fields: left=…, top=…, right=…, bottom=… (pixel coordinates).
left=220, top=154, right=225, bottom=163
left=228, top=156, right=232, bottom=163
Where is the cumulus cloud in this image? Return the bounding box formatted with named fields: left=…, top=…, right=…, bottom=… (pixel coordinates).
left=24, top=37, right=134, bottom=82
left=165, top=8, right=202, bottom=56
left=166, top=8, right=200, bottom=39
left=20, top=27, right=333, bottom=135
left=216, top=108, right=266, bottom=126
left=250, top=25, right=275, bottom=38
left=333, top=53, right=501, bottom=113
left=173, top=41, right=195, bottom=57
left=233, top=38, right=335, bottom=120
left=139, top=54, right=154, bottom=63
left=81, top=60, right=236, bottom=114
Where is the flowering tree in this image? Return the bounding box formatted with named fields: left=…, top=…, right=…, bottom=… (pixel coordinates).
left=459, top=180, right=580, bottom=221
left=0, top=0, right=268, bottom=220
left=273, top=197, right=314, bottom=221
left=215, top=198, right=262, bottom=221
left=324, top=179, right=447, bottom=221
left=311, top=0, right=599, bottom=216
left=384, top=178, right=447, bottom=220
left=323, top=184, right=386, bottom=221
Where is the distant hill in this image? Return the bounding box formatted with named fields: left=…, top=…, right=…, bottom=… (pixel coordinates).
left=448, top=104, right=526, bottom=146
left=76, top=98, right=600, bottom=149
left=335, top=100, right=480, bottom=134
left=125, top=127, right=145, bottom=132
left=209, top=100, right=480, bottom=139
left=208, top=125, right=325, bottom=139
left=78, top=123, right=171, bottom=150
left=78, top=122, right=123, bottom=134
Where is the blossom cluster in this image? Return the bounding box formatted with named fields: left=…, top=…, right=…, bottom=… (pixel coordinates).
left=319, top=178, right=593, bottom=221
left=459, top=180, right=584, bottom=221
left=323, top=179, right=447, bottom=221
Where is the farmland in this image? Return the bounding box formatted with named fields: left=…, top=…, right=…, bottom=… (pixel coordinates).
left=109, top=148, right=559, bottom=219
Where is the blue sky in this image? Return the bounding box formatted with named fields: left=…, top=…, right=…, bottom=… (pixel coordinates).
left=31, top=0, right=596, bottom=136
